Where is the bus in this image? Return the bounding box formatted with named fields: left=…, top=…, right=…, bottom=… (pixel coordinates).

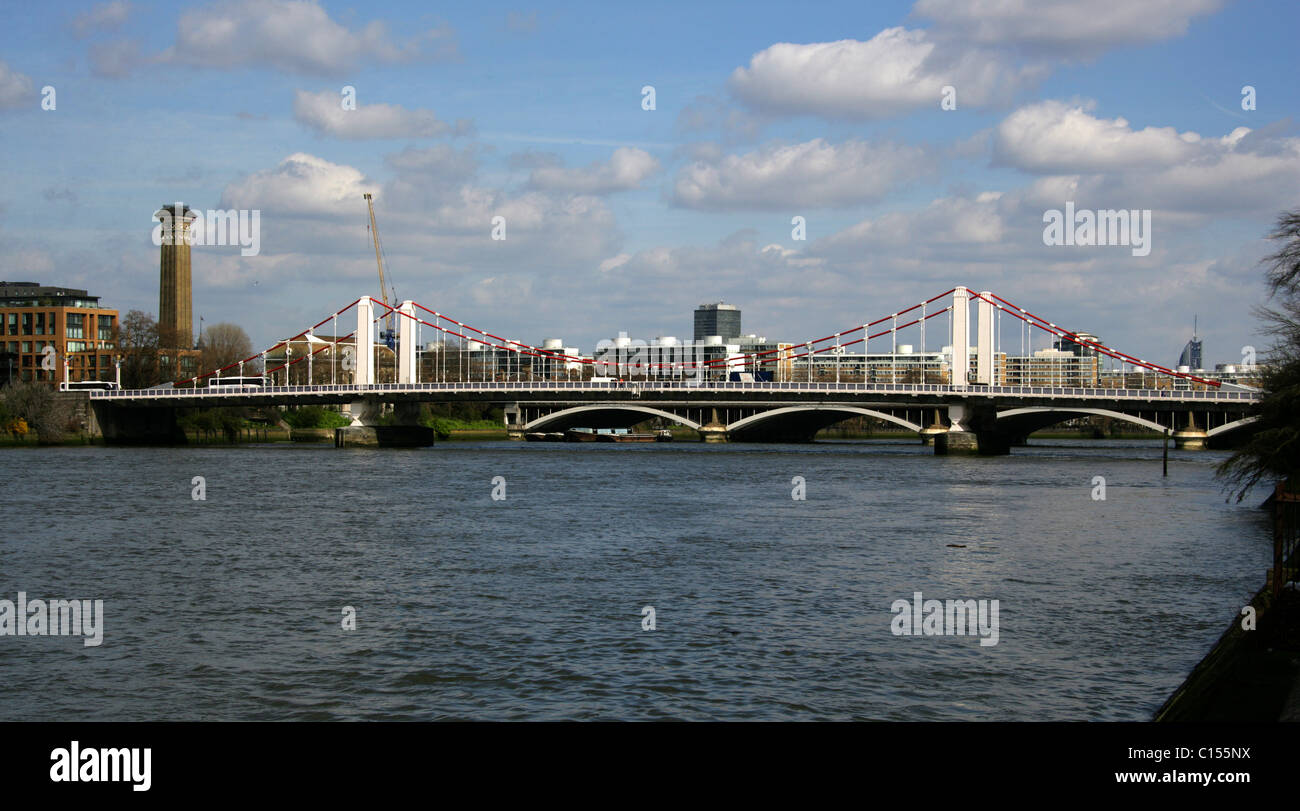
left=58, top=380, right=120, bottom=391
left=208, top=376, right=267, bottom=388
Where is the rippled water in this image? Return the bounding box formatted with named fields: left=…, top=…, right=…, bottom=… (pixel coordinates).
left=0, top=438, right=1272, bottom=720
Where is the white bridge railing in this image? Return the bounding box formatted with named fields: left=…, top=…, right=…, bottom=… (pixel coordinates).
left=89, top=380, right=1261, bottom=404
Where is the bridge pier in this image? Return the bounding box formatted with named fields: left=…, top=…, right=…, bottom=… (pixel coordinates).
left=698, top=409, right=729, bottom=442
left=919, top=408, right=946, bottom=446
left=333, top=397, right=434, bottom=447
left=933, top=401, right=1011, bottom=456
left=1170, top=413, right=1208, bottom=450
left=93, top=403, right=187, bottom=445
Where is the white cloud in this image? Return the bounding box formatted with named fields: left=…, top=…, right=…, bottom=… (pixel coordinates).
left=673, top=138, right=933, bottom=210
left=293, top=89, right=469, bottom=139
left=219, top=152, right=378, bottom=218
left=993, top=100, right=1202, bottom=173
left=527, top=147, right=660, bottom=194
left=913, top=0, right=1224, bottom=56
left=728, top=28, right=1041, bottom=119
left=72, top=1, right=133, bottom=37
left=991, top=101, right=1300, bottom=215
left=0, top=60, right=34, bottom=110
left=160, top=0, right=457, bottom=75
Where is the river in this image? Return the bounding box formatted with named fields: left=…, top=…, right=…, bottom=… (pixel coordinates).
left=0, top=438, right=1270, bottom=720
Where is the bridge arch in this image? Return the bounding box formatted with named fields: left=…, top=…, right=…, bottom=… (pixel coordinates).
left=727, top=406, right=925, bottom=440
left=995, top=407, right=1168, bottom=435
left=523, top=405, right=702, bottom=432
left=1207, top=416, right=1258, bottom=437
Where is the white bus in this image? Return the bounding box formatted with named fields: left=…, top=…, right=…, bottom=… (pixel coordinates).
left=208, top=375, right=266, bottom=388
left=58, top=380, right=120, bottom=391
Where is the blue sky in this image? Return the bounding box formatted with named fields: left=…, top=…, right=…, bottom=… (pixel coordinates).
left=2, top=0, right=1298, bottom=367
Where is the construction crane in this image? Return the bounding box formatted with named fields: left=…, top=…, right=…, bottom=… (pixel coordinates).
left=363, top=193, right=396, bottom=348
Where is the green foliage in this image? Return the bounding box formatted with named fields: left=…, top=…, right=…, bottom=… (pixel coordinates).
left=1219, top=211, right=1300, bottom=501
left=281, top=406, right=350, bottom=429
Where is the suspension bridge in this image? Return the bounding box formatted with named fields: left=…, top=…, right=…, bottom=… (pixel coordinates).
left=86, top=286, right=1261, bottom=453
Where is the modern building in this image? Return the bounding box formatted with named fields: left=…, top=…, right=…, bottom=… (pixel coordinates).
left=693, top=302, right=741, bottom=343
left=1177, top=317, right=1203, bottom=371
left=1054, top=331, right=1103, bottom=360
left=0, top=281, right=119, bottom=385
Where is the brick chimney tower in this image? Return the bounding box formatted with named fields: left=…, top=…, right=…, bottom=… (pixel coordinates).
left=155, top=203, right=196, bottom=349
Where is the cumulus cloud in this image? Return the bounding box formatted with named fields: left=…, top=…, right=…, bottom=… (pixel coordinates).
left=727, top=1, right=1224, bottom=121
left=158, top=0, right=458, bottom=76
left=993, top=100, right=1202, bottom=173
left=0, top=60, right=34, bottom=110
left=220, top=152, right=378, bottom=217
left=71, top=1, right=133, bottom=37
left=913, top=0, right=1224, bottom=56
left=990, top=101, right=1300, bottom=215
left=526, top=147, right=660, bottom=194
left=728, top=28, right=1042, bottom=119
left=673, top=138, right=933, bottom=210
left=293, top=89, right=470, bottom=139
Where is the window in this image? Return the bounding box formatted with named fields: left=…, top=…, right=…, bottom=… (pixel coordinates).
left=6, top=313, right=14, bottom=335
left=67, top=341, right=87, bottom=353
left=35, top=313, right=45, bottom=335
left=98, top=317, right=114, bottom=341
left=20, top=342, right=30, bottom=353
left=21, top=313, right=31, bottom=335
left=66, top=313, right=84, bottom=339
left=100, top=354, right=111, bottom=368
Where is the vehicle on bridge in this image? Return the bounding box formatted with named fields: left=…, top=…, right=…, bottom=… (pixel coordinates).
left=208, top=376, right=267, bottom=388
left=58, top=380, right=119, bottom=391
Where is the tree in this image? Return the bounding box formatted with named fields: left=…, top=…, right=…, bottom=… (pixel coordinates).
left=200, top=323, right=253, bottom=374
left=1219, top=211, right=1300, bottom=501
left=116, top=310, right=161, bottom=389
left=2, top=381, right=74, bottom=443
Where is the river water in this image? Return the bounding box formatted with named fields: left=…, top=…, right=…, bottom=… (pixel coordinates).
left=0, top=439, right=1271, bottom=720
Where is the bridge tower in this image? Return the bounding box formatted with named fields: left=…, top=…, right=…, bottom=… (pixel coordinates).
left=397, top=300, right=417, bottom=384
left=951, top=286, right=969, bottom=388
left=976, top=290, right=995, bottom=385
left=355, top=296, right=375, bottom=385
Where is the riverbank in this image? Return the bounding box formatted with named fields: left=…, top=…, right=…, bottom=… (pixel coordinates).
left=1155, top=583, right=1300, bottom=720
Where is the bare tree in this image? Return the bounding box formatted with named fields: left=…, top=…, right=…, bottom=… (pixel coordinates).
left=116, top=310, right=161, bottom=389
left=2, top=381, right=73, bottom=443
left=200, top=323, right=253, bottom=374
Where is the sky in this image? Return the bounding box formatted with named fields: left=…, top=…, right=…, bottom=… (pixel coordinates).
left=1, top=0, right=1298, bottom=367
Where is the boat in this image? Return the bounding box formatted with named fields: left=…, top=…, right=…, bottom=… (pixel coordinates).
left=595, top=432, right=658, bottom=443
left=525, top=432, right=566, bottom=442
left=566, top=427, right=674, bottom=443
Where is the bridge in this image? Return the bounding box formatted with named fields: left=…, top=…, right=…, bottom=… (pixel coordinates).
left=86, top=286, right=1261, bottom=453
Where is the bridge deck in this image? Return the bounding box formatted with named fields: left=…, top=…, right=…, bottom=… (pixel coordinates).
left=90, top=380, right=1260, bottom=407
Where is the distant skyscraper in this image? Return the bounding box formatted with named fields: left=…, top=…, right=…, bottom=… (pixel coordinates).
left=156, top=203, right=196, bottom=349
left=1178, top=316, right=1203, bottom=370
left=694, top=302, right=741, bottom=342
